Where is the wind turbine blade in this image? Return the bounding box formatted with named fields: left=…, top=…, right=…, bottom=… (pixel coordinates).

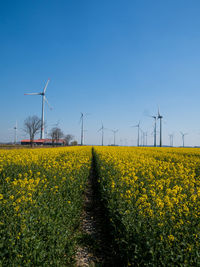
left=45, top=97, right=53, bottom=110
left=24, top=93, right=41, bottom=95
left=43, top=79, right=50, bottom=94
left=158, top=107, right=161, bottom=117
left=79, top=113, right=83, bottom=124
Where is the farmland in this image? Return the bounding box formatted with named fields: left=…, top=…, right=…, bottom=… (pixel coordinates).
left=1, top=146, right=200, bottom=266
left=0, top=147, right=92, bottom=266
left=94, top=147, right=200, bottom=266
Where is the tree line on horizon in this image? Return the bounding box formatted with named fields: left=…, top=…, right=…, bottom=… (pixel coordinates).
left=24, top=115, right=77, bottom=147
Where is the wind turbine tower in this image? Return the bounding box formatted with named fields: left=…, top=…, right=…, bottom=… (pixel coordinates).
left=132, top=122, right=140, bottom=146
left=112, top=129, right=118, bottom=146
left=145, top=131, right=148, bottom=146
left=24, top=79, right=51, bottom=139
left=152, top=116, right=157, bottom=147
left=157, top=109, right=163, bottom=147
left=169, top=134, right=174, bottom=147
left=14, top=121, right=17, bottom=144
left=140, top=129, right=145, bottom=146
left=80, top=113, right=84, bottom=145
left=79, top=113, right=90, bottom=145
left=98, top=123, right=105, bottom=146
left=180, top=132, right=188, bottom=147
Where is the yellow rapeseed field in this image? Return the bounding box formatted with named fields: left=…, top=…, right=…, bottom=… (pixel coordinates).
left=0, top=146, right=92, bottom=266
left=1, top=145, right=200, bottom=265
left=94, top=146, right=200, bottom=266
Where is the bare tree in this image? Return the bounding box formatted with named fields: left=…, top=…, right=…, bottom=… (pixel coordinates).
left=24, top=116, right=42, bottom=147
left=65, top=134, right=74, bottom=146
left=49, top=127, right=64, bottom=146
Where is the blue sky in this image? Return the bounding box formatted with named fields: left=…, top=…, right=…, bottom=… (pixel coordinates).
left=1, top=0, right=200, bottom=146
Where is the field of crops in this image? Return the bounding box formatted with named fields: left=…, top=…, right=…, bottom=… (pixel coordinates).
left=0, top=147, right=92, bottom=266
left=94, top=147, right=200, bottom=266
left=1, top=146, right=200, bottom=266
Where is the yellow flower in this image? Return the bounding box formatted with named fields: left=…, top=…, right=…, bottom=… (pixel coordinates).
left=168, top=235, right=175, bottom=241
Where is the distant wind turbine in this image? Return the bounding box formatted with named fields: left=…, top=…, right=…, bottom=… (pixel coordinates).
left=180, top=132, right=188, bottom=147
left=144, top=131, right=148, bottom=146
left=80, top=113, right=90, bottom=145
left=24, top=79, right=52, bottom=139
left=140, top=128, right=144, bottom=146
left=98, top=123, right=107, bottom=146
left=132, top=121, right=140, bottom=146
left=111, top=129, right=118, bottom=146
left=14, top=121, right=17, bottom=144
left=80, top=113, right=84, bottom=145
left=151, top=115, right=157, bottom=147
left=157, top=108, right=163, bottom=147
left=169, top=133, right=174, bottom=147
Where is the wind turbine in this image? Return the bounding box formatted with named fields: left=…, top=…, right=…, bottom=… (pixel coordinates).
left=157, top=108, right=163, bottom=147
left=24, top=79, right=51, bottom=139
left=151, top=115, right=157, bottom=147
left=140, top=128, right=144, bottom=146
left=14, top=121, right=17, bottom=144
left=144, top=131, right=148, bottom=146
left=80, top=113, right=90, bottom=145
left=111, top=129, right=118, bottom=146
left=98, top=123, right=106, bottom=146
left=141, top=130, right=147, bottom=146
left=169, top=133, right=174, bottom=147
left=180, top=132, right=188, bottom=147
left=80, top=113, right=84, bottom=145
left=132, top=121, right=140, bottom=146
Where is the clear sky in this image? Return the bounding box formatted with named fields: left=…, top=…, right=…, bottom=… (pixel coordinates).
left=1, top=0, right=200, bottom=146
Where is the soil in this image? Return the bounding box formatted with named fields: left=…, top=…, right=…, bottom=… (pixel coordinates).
left=76, top=154, right=113, bottom=266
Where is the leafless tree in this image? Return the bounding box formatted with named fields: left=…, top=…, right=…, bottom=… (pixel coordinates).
left=65, top=134, right=74, bottom=146
left=49, top=127, right=64, bottom=146
left=24, top=116, right=42, bottom=147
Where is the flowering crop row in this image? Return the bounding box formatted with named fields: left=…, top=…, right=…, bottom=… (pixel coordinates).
left=0, top=147, right=92, bottom=266
left=94, top=147, right=200, bottom=266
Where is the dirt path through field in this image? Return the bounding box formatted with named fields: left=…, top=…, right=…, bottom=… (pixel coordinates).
left=76, top=151, right=113, bottom=266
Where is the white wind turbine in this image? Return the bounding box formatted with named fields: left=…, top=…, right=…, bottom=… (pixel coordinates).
left=132, top=121, right=140, bottom=147
left=98, top=123, right=106, bottom=146
left=79, top=113, right=90, bottom=145
left=8, top=121, right=18, bottom=144
left=14, top=121, right=17, bottom=144
left=111, top=129, right=118, bottom=146
left=24, top=79, right=52, bottom=139
left=157, top=108, right=163, bottom=147
left=180, top=132, right=188, bottom=147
